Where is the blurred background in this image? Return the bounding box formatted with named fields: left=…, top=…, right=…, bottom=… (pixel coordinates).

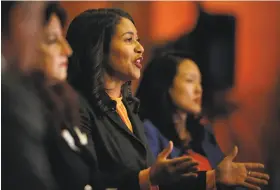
left=61, top=1, right=280, bottom=189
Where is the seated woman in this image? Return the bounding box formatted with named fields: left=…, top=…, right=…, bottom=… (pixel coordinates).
left=137, top=51, right=270, bottom=190
left=66, top=8, right=200, bottom=190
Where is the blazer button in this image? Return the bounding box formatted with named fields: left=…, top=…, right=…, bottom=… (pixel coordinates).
left=84, top=184, right=92, bottom=190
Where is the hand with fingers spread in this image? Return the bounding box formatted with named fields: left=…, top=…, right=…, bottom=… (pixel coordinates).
left=149, top=141, right=199, bottom=186
left=215, top=146, right=270, bottom=190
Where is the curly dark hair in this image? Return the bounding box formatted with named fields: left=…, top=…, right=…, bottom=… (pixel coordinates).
left=66, top=8, right=136, bottom=115
left=137, top=50, right=205, bottom=149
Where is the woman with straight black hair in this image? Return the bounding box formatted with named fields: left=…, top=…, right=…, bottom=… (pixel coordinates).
left=137, top=50, right=270, bottom=190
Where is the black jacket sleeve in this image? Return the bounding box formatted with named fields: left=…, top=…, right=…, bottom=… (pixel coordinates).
left=2, top=72, right=57, bottom=190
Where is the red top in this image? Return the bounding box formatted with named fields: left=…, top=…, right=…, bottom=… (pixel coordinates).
left=187, top=149, right=212, bottom=171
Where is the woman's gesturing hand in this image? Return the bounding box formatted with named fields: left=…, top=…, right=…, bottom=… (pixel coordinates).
left=149, top=141, right=199, bottom=185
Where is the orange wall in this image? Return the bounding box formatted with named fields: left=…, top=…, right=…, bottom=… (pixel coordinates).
left=204, top=2, right=280, bottom=162
left=61, top=2, right=280, bottom=162
left=61, top=1, right=112, bottom=25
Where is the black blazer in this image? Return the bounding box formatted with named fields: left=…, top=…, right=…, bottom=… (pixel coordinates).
left=31, top=73, right=99, bottom=190
left=3, top=70, right=107, bottom=190
left=78, top=92, right=155, bottom=190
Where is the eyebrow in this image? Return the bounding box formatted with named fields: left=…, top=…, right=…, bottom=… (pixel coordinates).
left=121, top=31, right=137, bottom=37
left=181, top=72, right=201, bottom=79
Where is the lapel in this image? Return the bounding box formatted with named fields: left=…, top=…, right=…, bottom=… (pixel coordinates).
left=123, top=99, right=148, bottom=147
left=85, top=90, right=147, bottom=150
left=104, top=95, right=146, bottom=149
left=106, top=109, right=133, bottom=135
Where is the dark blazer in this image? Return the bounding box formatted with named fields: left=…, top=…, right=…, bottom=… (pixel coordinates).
left=2, top=70, right=100, bottom=190
left=78, top=92, right=155, bottom=190
left=46, top=122, right=98, bottom=190
left=144, top=119, right=246, bottom=190
left=31, top=72, right=99, bottom=190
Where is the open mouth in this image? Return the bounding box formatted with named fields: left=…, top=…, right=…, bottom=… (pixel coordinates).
left=134, top=57, right=143, bottom=69
left=59, top=60, right=68, bottom=67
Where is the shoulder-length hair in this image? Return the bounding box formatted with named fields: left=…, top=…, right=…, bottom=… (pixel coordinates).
left=44, top=2, right=67, bottom=28
left=137, top=50, right=205, bottom=147
left=66, top=8, right=136, bottom=115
